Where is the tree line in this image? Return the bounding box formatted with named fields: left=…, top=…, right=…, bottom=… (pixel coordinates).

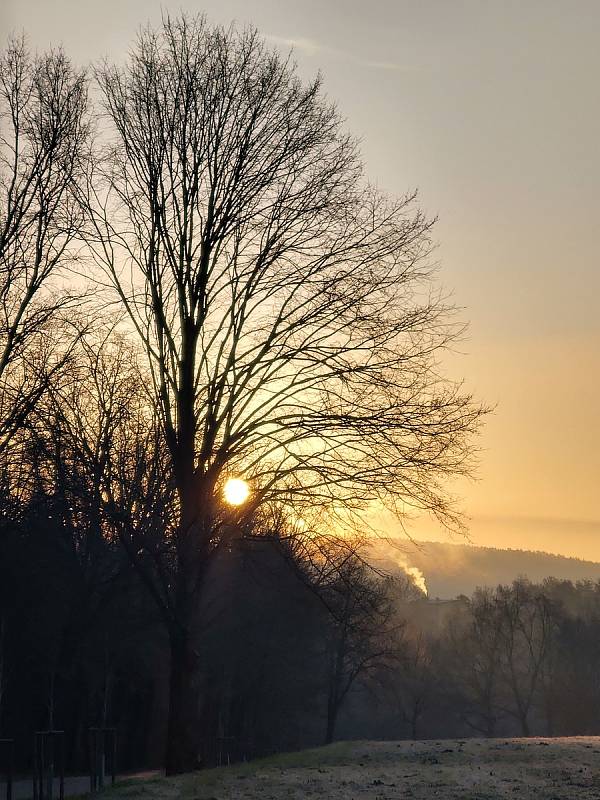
left=375, top=577, right=600, bottom=742
left=0, top=469, right=416, bottom=770
left=4, top=490, right=600, bottom=775
left=0, top=14, right=487, bottom=773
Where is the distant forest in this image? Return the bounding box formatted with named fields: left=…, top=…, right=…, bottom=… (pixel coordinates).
left=402, top=541, right=600, bottom=598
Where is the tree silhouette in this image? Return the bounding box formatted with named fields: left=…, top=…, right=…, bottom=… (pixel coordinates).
left=0, top=37, right=89, bottom=452
left=85, top=14, right=486, bottom=772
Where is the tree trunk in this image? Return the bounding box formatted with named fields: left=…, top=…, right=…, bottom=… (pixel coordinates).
left=164, top=478, right=207, bottom=775
left=544, top=688, right=555, bottom=736
left=0, top=614, right=5, bottom=733
left=324, top=625, right=347, bottom=746
left=165, top=627, right=201, bottom=775
left=411, top=710, right=418, bottom=741
left=324, top=693, right=338, bottom=745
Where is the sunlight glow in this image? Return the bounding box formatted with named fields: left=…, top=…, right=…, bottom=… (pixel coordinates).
left=223, top=478, right=250, bottom=506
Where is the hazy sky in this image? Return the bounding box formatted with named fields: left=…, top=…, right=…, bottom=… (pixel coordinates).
left=3, top=0, right=599, bottom=559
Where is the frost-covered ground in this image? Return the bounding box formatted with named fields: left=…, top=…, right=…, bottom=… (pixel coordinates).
left=102, top=737, right=600, bottom=800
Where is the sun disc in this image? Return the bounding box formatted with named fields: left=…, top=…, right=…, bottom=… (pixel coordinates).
left=223, top=477, right=250, bottom=506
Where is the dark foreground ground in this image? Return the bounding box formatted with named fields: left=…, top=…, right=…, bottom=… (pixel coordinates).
left=89, top=737, right=600, bottom=800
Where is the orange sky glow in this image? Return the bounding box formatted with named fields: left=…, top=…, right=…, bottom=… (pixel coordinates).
left=4, top=0, right=599, bottom=561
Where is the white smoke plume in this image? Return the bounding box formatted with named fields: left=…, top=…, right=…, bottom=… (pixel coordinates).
left=401, top=563, right=428, bottom=596
left=367, top=538, right=428, bottom=596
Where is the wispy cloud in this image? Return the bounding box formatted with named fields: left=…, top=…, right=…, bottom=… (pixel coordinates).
left=363, top=59, right=408, bottom=71
left=266, top=35, right=412, bottom=73
left=268, top=36, right=323, bottom=58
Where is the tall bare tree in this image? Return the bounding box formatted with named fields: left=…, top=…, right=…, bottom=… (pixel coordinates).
left=31, top=327, right=175, bottom=615
left=87, top=14, right=486, bottom=772
left=445, top=589, right=503, bottom=737
left=0, top=37, right=89, bottom=451
left=495, top=579, right=556, bottom=736
left=321, top=554, right=402, bottom=744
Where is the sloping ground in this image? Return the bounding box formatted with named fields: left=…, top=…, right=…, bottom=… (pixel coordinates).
left=103, top=737, right=600, bottom=800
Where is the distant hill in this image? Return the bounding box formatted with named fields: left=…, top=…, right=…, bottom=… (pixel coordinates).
left=400, top=540, right=600, bottom=599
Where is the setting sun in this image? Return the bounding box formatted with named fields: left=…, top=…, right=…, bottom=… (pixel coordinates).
left=223, top=477, right=250, bottom=506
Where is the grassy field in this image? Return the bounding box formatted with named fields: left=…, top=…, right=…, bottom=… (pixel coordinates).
left=103, top=737, right=600, bottom=800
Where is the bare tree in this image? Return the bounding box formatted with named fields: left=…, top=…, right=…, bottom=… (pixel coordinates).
left=392, top=629, right=436, bottom=741
left=495, top=579, right=556, bottom=736
left=320, top=553, right=402, bottom=744
left=0, top=37, right=89, bottom=451
left=86, top=14, right=486, bottom=772
left=31, top=326, right=176, bottom=618
left=445, top=589, right=503, bottom=737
